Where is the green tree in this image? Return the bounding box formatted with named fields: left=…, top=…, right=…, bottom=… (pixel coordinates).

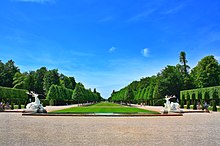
left=0, top=60, right=5, bottom=87
left=158, top=65, right=182, bottom=99
left=34, top=67, right=47, bottom=95
left=191, top=55, right=219, bottom=88
left=125, top=87, right=134, bottom=104
left=43, top=69, right=60, bottom=94
left=13, top=72, right=26, bottom=89
left=69, top=77, right=76, bottom=90
left=3, top=60, right=20, bottom=87
left=72, top=83, right=84, bottom=104
left=60, top=74, right=76, bottom=90
left=24, top=71, right=35, bottom=91
left=179, top=51, right=192, bottom=90
left=179, top=51, right=190, bottom=75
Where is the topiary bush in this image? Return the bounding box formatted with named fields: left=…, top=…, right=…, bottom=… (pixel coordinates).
left=42, top=99, right=49, bottom=107
left=193, top=100, right=197, bottom=110
left=11, top=102, right=14, bottom=110
left=212, top=100, right=217, bottom=111
left=18, top=101, right=21, bottom=109
left=186, top=100, right=190, bottom=109
left=180, top=100, right=184, bottom=108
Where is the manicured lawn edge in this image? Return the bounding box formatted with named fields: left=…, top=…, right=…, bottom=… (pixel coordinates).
left=49, top=102, right=160, bottom=114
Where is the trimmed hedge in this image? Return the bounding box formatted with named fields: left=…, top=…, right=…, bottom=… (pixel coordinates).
left=46, top=84, right=101, bottom=105
left=46, top=85, right=73, bottom=101
left=180, top=86, right=220, bottom=100
left=180, top=86, right=220, bottom=109
left=0, top=86, right=28, bottom=103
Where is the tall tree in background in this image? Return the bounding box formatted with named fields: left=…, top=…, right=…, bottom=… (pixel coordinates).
left=191, top=55, right=219, bottom=88
left=43, top=69, right=60, bottom=94
left=2, top=60, right=20, bottom=87
left=34, top=67, right=47, bottom=95
left=72, top=83, right=84, bottom=104
left=60, top=74, right=76, bottom=90
left=13, top=72, right=26, bottom=89
left=125, top=87, right=134, bottom=104
left=0, top=60, right=5, bottom=86
left=179, top=51, right=189, bottom=75
left=69, top=77, right=76, bottom=90
left=179, top=51, right=192, bottom=90
left=24, top=71, right=35, bottom=91
left=158, top=65, right=182, bottom=99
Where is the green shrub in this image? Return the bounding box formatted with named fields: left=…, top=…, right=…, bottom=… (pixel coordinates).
left=42, top=99, right=49, bottom=107
left=18, top=101, right=21, bottom=109
left=11, top=102, right=14, bottom=110
left=49, top=99, right=54, bottom=106
left=180, top=100, right=184, bottom=108
left=193, top=101, right=197, bottom=110
left=186, top=100, right=190, bottom=109
left=212, top=100, right=217, bottom=111
left=24, top=101, right=28, bottom=108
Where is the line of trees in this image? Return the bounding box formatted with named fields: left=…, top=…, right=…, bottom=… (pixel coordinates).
left=109, top=52, right=220, bottom=106
left=0, top=59, right=103, bottom=105
left=46, top=84, right=102, bottom=105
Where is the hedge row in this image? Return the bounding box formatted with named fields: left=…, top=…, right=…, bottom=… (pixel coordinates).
left=0, top=86, right=28, bottom=100
left=180, top=86, right=220, bottom=111
left=180, top=86, right=220, bottom=100
left=46, top=85, right=73, bottom=101
left=46, top=84, right=101, bottom=105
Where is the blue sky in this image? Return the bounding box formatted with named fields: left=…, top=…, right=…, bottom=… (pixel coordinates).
left=0, top=0, right=220, bottom=98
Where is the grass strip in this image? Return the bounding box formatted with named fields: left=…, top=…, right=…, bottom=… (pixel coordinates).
left=49, top=102, right=160, bottom=114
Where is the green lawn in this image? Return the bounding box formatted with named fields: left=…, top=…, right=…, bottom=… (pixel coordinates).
left=49, top=102, right=160, bottom=114
left=13, top=105, right=25, bottom=109
left=88, top=102, right=121, bottom=107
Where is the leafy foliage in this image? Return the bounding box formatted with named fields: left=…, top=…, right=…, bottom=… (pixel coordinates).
left=191, top=56, right=219, bottom=88
left=0, top=60, right=20, bottom=87
left=46, top=83, right=103, bottom=105
left=109, top=52, right=220, bottom=107
left=0, top=59, right=102, bottom=105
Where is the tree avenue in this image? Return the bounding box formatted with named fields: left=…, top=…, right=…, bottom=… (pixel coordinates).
left=0, top=51, right=220, bottom=108
left=109, top=52, right=220, bottom=108
left=0, top=60, right=103, bottom=106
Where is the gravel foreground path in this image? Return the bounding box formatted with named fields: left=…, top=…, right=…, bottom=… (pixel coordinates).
left=0, top=112, right=219, bottom=146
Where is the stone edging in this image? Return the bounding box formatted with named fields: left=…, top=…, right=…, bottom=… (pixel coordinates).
left=22, top=113, right=183, bottom=117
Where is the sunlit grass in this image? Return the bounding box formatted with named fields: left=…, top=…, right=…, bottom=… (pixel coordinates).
left=50, top=102, right=160, bottom=114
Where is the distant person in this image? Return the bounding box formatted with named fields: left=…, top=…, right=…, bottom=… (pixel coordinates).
left=204, top=102, right=209, bottom=111
left=5, top=102, right=10, bottom=109
left=0, top=102, right=3, bottom=111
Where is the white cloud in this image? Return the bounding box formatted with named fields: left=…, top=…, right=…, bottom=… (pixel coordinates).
left=141, top=48, right=149, bottom=57
left=108, top=47, right=116, bottom=53
left=12, top=0, right=55, bottom=4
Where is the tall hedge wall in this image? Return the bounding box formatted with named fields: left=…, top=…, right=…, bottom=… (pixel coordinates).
left=0, top=86, right=28, bottom=101
left=180, top=86, right=220, bottom=100
left=46, top=84, right=101, bottom=105
left=46, top=85, right=73, bottom=101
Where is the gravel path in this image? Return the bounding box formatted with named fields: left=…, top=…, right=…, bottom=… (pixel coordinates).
left=0, top=112, right=219, bottom=146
